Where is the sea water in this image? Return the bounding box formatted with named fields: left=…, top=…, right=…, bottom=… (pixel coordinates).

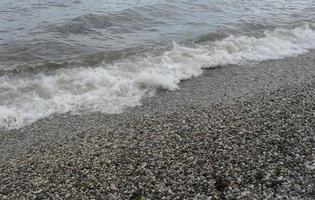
left=0, top=0, right=315, bottom=129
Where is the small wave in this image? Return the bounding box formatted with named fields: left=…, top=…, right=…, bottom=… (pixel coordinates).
left=195, top=21, right=277, bottom=43
left=44, top=3, right=180, bottom=35
left=49, top=8, right=161, bottom=35
left=0, top=48, right=142, bottom=76
left=1, top=24, right=315, bottom=129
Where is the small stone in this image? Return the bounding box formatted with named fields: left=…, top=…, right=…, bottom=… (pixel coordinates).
left=65, top=193, right=71, bottom=198
left=110, top=183, right=118, bottom=191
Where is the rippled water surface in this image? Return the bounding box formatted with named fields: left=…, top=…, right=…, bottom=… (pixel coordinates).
left=1, top=0, right=315, bottom=129
left=1, top=0, right=314, bottom=65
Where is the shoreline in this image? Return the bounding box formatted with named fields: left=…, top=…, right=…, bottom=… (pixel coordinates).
left=0, top=52, right=315, bottom=199
left=1, top=51, right=315, bottom=162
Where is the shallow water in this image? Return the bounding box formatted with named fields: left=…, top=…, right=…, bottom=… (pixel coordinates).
left=1, top=0, right=315, bottom=129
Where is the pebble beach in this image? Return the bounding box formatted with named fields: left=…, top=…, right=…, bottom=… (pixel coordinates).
left=1, top=51, right=315, bottom=199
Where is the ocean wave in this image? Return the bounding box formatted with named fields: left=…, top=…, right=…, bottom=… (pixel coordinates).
left=0, top=48, right=142, bottom=76
left=1, top=24, right=315, bottom=129
left=47, top=5, right=175, bottom=35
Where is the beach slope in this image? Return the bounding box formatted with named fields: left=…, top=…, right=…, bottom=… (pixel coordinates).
left=0, top=52, right=315, bottom=199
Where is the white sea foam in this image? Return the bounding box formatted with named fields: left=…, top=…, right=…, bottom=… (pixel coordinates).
left=1, top=24, right=315, bottom=129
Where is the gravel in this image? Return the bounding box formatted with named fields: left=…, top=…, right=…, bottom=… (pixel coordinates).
left=0, top=52, right=315, bottom=199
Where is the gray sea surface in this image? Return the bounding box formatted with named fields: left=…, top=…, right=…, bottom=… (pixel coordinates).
left=1, top=0, right=314, bottom=65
